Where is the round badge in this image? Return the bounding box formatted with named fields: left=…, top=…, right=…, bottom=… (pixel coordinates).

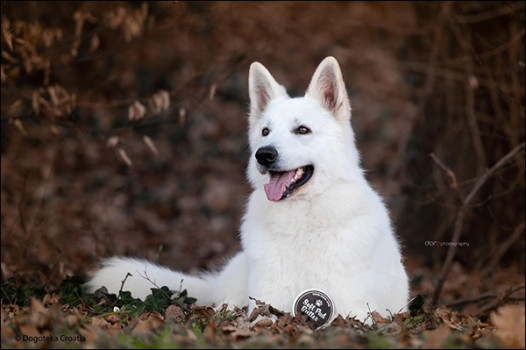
left=292, top=289, right=335, bottom=329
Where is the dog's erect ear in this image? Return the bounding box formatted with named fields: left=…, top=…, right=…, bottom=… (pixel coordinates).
left=249, top=62, right=287, bottom=122
left=305, top=56, right=351, bottom=121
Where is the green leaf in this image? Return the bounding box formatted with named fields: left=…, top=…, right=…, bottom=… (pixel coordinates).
left=144, top=286, right=173, bottom=313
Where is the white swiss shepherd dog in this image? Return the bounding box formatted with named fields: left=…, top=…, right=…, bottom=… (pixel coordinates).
left=88, top=56, right=409, bottom=324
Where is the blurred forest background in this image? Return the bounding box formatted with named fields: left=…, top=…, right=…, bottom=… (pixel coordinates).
left=1, top=0, right=524, bottom=318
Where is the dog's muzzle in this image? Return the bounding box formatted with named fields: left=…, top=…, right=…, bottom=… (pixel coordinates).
left=255, top=146, right=314, bottom=202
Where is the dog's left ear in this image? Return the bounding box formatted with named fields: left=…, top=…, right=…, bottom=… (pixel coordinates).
left=306, top=56, right=351, bottom=121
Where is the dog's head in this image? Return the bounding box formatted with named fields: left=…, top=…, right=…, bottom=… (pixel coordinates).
left=246, top=56, right=361, bottom=202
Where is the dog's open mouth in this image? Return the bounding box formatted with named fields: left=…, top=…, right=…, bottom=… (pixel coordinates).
left=264, top=165, right=314, bottom=201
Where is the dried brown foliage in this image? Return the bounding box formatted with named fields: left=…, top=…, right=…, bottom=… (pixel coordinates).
left=1, top=293, right=524, bottom=348
left=1, top=1, right=524, bottom=348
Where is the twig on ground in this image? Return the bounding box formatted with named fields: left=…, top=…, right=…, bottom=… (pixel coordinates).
left=447, top=290, right=525, bottom=309
left=476, top=284, right=525, bottom=316
left=110, top=272, right=132, bottom=307
left=446, top=291, right=496, bottom=308
left=42, top=253, right=64, bottom=290
left=136, top=268, right=174, bottom=301
left=118, top=272, right=132, bottom=295
left=365, top=303, right=377, bottom=328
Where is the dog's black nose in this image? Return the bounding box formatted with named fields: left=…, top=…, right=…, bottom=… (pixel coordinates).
left=256, top=146, right=278, bottom=167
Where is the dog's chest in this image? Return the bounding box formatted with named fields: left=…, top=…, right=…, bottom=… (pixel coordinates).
left=244, top=218, right=351, bottom=285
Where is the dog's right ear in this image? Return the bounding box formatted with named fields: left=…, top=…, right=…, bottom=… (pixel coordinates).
left=305, top=56, right=351, bottom=123
left=248, top=62, right=287, bottom=122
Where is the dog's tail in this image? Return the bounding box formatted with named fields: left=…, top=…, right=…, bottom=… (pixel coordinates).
left=85, top=254, right=248, bottom=307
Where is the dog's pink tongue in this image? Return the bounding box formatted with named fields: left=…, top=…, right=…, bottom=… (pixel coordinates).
left=264, top=170, right=296, bottom=201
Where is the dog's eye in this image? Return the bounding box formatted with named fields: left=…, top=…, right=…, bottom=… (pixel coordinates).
left=296, top=126, right=311, bottom=135
left=262, top=127, right=270, bottom=136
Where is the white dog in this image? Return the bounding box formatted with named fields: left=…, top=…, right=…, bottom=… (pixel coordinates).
left=87, top=56, right=409, bottom=324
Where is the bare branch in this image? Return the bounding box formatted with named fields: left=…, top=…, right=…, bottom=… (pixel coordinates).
left=431, top=142, right=525, bottom=307
left=454, top=2, right=525, bottom=24
left=477, top=284, right=525, bottom=315
left=384, top=2, right=452, bottom=196
left=429, top=153, right=458, bottom=190
left=446, top=284, right=525, bottom=310
left=482, top=221, right=525, bottom=276
left=464, top=142, right=525, bottom=205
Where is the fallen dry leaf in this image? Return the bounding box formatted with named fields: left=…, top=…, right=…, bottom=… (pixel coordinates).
left=434, top=306, right=473, bottom=331
left=132, top=311, right=165, bottom=334
left=423, top=323, right=452, bottom=348
left=253, top=317, right=273, bottom=328
left=90, top=316, right=111, bottom=329
left=203, top=320, right=217, bottom=342
left=165, top=304, right=186, bottom=322
left=371, top=310, right=389, bottom=325
left=490, top=304, right=525, bottom=349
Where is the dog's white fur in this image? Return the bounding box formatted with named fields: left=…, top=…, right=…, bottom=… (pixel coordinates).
left=87, top=57, right=409, bottom=323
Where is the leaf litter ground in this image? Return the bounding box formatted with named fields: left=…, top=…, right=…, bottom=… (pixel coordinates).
left=1, top=271, right=524, bottom=349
